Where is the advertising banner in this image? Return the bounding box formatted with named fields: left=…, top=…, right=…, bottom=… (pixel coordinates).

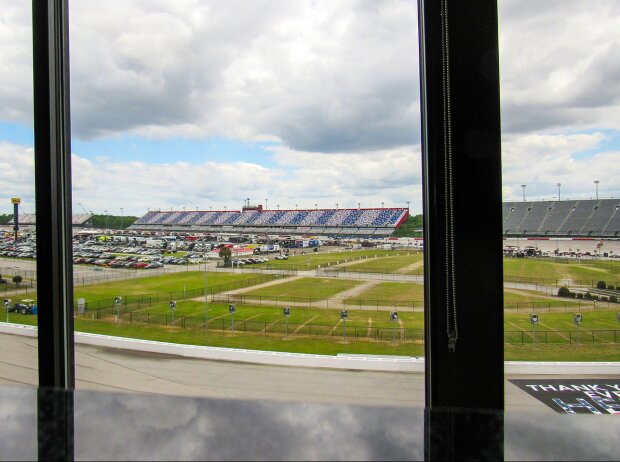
left=510, top=379, right=620, bottom=414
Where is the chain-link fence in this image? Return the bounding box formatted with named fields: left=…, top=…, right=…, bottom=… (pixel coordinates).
left=504, top=329, right=620, bottom=344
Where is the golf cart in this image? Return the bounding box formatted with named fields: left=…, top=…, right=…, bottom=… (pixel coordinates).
left=8, top=299, right=37, bottom=315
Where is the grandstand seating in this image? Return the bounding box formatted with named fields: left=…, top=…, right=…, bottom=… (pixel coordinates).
left=502, top=199, right=620, bottom=237
left=602, top=206, right=620, bottom=237
left=129, top=207, right=410, bottom=236
left=12, top=213, right=92, bottom=226
left=558, top=201, right=594, bottom=235
left=580, top=201, right=615, bottom=236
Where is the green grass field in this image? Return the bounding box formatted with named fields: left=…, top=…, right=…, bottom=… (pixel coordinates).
left=9, top=304, right=620, bottom=359
left=333, top=254, right=424, bottom=274
left=259, top=249, right=421, bottom=269
left=4, top=251, right=620, bottom=361
left=503, top=258, right=620, bottom=285
left=10, top=271, right=284, bottom=306
left=243, top=277, right=361, bottom=300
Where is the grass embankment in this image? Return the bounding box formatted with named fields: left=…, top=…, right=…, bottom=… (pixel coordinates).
left=10, top=271, right=283, bottom=305
left=11, top=310, right=619, bottom=360
left=503, top=258, right=620, bottom=286
left=330, top=254, right=424, bottom=275
left=261, top=249, right=421, bottom=270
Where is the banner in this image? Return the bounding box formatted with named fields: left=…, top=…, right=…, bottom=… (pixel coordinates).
left=510, top=379, right=620, bottom=414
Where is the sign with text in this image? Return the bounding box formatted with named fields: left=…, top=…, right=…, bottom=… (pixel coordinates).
left=510, top=379, right=620, bottom=415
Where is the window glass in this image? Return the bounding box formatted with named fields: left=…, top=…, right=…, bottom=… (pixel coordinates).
left=499, top=1, right=620, bottom=369
left=67, top=0, right=424, bottom=405
left=0, top=0, right=39, bottom=394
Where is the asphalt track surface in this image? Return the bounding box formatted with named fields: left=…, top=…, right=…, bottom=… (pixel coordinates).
left=1, top=330, right=609, bottom=414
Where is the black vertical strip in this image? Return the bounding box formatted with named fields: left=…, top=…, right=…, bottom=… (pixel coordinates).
left=419, top=0, right=504, bottom=409
left=37, top=388, right=74, bottom=461
left=33, top=0, right=75, bottom=389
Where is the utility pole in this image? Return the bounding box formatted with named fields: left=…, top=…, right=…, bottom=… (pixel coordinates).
left=521, top=184, right=526, bottom=202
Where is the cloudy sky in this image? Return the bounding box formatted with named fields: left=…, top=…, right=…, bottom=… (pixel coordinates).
left=1, top=0, right=620, bottom=216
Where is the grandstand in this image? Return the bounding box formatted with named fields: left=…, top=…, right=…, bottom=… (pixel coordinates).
left=130, top=206, right=410, bottom=237
left=9, top=213, right=93, bottom=227
left=503, top=199, right=620, bottom=237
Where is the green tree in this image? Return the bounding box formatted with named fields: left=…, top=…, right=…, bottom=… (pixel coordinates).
left=219, top=246, right=232, bottom=266
left=12, top=275, right=22, bottom=287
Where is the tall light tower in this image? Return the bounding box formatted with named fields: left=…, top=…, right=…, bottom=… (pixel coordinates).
left=120, top=207, right=124, bottom=229
left=406, top=201, right=410, bottom=211
left=104, top=209, right=109, bottom=229
left=556, top=183, right=562, bottom=201
left=594, top=180, right=599, bottom=200
left=265, top=198, right=268, bottom=210
left=521, top=184, right=526, bottom=202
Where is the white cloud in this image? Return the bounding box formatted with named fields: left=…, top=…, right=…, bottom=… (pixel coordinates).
left=501, top=132, right=620, bottom=201
left=71, top=142, right=421, bottom=216
left=0, top=142, right=35, bottom=211
left=2, top=0, right=620, bottom=213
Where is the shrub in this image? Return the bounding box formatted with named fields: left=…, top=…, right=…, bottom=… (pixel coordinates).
left=584, top=292, right=593, bottom=300
left=576, top=293, right=584, bottom=299
left=558, top=287, right=571, bottom=297
left=610, top=296, right=619, bottom=303
left=596, top=280, right=607, bottom=289
left=592, top=295, right=600, bottom=301
left=12, top=275, right=22, bottom=287
left=608, top=285, right=615, bottom=290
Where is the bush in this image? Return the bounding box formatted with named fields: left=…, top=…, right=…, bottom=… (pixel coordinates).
left=584, top=292, right=593, bottom=300
left=12, top=275, right=22, bottom=287
left=558, top=287, right=571, bottom=297
left=576, top=293, right=584, bottom=299
left=596, top=280, right=607, bottom=289
left=610, top=296, right=618, bottom=303
left=592, top=295, right=600, bottom=301
left=607, top=285, right=615, bottom=290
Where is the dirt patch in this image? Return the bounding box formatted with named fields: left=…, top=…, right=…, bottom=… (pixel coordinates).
left=396, top=260, right=424, bottom=274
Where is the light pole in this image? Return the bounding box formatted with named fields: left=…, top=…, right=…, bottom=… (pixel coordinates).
left=315, top=203, right=318, bottom=210
left=204, top=263, right=209, bottom=330
left=295, top=204, right=298, bottom=210
left=358, top=202, right=361, bottom=209
left=104, top=210, right=109, bottom=230
left=521, top=184, right=526, bottom=202
left=120, top=207, right=124, bottom=229
left=406, top=201, right=410, bottom=212
left=381, top=201, right=384, bottom=209
left=335, top=203, right=338, bottom=210
left=277, top=204, right=280, bottom=210
left=265, top=198, right=268, bottom=210
left=557, top=183, right=561, bottom=201
left=594, top=180, right=599, bottom=200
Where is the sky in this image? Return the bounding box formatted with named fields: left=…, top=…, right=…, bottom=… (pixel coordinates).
left=1, top=0, right=620, bottom=217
